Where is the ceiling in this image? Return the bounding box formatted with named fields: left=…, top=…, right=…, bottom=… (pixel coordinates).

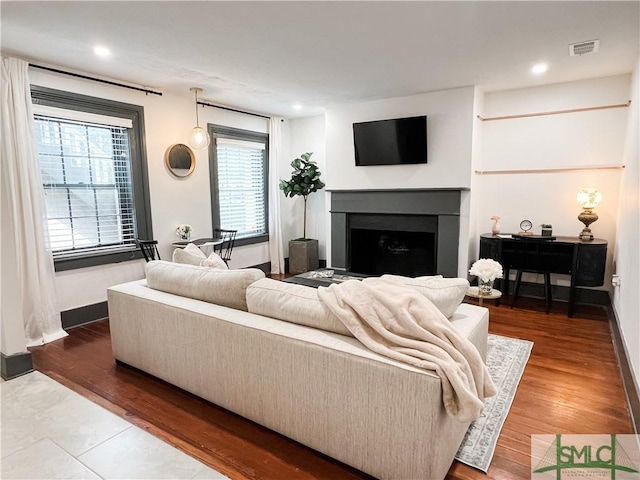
left=2, top=1, right=638, bottom=118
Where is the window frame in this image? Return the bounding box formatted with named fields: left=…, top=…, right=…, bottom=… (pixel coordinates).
left=31, top=85, right=153, bottom=271
left=208, top=124, right=269, bottom=247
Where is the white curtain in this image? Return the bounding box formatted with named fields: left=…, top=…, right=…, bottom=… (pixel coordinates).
left=1, top=57, right=67, bottom=346
left=268, top=117, right=285, bottom=274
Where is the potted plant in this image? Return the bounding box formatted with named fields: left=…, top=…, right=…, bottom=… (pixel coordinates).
left=541, top=224, right=553, bottom=236
left=279, top=152, right=326, bottom=273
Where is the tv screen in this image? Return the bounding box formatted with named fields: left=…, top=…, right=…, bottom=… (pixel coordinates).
left=353, top=115, right=427, bottom=166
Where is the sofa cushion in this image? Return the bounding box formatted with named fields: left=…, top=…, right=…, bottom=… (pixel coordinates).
left=146, top=260, right=264, bottom=311
left=380, top=274, right=469, bottom=318
left=246, top=278, right=352, bottom=337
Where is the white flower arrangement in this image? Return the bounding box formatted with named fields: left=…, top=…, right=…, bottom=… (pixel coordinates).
left=175, top=224, right=192, bottom=238
left=469, top=258, right=503, bottom=281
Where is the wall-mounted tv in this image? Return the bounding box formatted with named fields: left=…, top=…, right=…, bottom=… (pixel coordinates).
left=353, top=115, right=427, bottom=166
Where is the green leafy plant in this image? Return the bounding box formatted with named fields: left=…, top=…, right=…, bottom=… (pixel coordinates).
left=279, top=152, right=325, bottom=239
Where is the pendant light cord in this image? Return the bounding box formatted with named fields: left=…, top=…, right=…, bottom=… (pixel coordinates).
left=194, top=89, right=200, bottom=128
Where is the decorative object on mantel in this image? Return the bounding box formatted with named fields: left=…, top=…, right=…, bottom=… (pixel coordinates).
left=469, top=258, right=503, bottom=295
left=165, top=143, right=195, bottom=177
left=541, top=224, right=553, bottom=236
left=279, top=152, right=326, bottom=274
left=188, top=87, right=210, bottom=150
left=175, top=224, right=192, bottom=241
left=577, top=187, right=602, bottom=241
left=490, top=215, right=501, bottom=235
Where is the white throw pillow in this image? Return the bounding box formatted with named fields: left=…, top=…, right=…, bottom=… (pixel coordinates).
left=200, top=252, right=229, bottom=270
left=172, top=243, right=206, bottom=265
left=146, top=260, right=265, bottom=311
left=380, top=274, right=469, bottom=318
left=246, top=278, right=352, bottom=337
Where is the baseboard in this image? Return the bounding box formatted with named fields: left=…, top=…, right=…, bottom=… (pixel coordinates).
left=608, top=303, right=640, bottom=434
left=61, top=301, right=108, bottom=329
left=1, top=351, right=33, bottom=380
left=251, top=262, right=271, bottom=274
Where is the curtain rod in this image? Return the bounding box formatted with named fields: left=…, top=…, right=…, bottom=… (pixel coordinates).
left=197, top=100, right=275, bottom=120
left=29, top=64, right=163, bottom=97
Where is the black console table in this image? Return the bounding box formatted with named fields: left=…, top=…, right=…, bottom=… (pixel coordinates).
left=479, top=234, right=607, bottom=317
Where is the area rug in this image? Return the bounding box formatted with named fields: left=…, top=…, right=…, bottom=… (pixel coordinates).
left=454, top=333, right=533, bottom=472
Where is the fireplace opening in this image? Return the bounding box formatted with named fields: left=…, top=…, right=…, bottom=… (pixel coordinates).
left=350, top=228, right=436, bottom=276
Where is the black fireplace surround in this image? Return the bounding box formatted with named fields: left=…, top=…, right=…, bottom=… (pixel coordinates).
left=330, top=189, right=463, bottom=278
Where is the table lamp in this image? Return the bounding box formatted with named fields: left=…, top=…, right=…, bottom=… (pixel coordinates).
left=576, top=188, right=601, bottom=241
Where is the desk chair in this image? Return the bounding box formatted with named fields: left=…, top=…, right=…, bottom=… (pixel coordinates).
left=213, top=228, right=237, bottom=265
left=510, top=269, right=552, bottom=313
left=136, top=239, right=160, bottom=262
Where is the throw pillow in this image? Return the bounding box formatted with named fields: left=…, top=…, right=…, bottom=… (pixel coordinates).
left=172, top=243, right=206, bottom=266
left=380, top=274, right=469, bottom=318
left=146, top=260, right=265, bottom=311
left=200, top=251, right=229, bottom=270
left=246, top=278, right=353, bottom=337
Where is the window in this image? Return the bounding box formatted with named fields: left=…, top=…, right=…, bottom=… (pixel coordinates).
left=31, top=86, right=152, bottom=271
left=209, top=125, right=269, bottom=245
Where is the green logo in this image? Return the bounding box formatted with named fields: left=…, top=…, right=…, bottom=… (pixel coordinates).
left=532, top=434, right=640, bottom=480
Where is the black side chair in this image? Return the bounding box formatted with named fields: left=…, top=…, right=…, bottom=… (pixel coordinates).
left=213, top=228, right=237, bottom=265
left=136, top=239, right=160, bottom=262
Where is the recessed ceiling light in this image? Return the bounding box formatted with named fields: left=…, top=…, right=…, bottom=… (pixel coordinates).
left=531, top=63, right=548, bottom=75
left=93, top=45, right=111, bottom=57
left=292, top=104, right=302, bottom=111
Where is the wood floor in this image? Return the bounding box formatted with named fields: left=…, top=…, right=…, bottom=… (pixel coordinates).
left=30, top=296, right=633, bottom=480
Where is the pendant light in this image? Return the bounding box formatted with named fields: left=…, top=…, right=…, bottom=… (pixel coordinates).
left=188, top=87, right=210, bottom=150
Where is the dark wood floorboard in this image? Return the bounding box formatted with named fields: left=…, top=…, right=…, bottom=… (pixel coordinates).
left=30, top=295, right=633, bottom=480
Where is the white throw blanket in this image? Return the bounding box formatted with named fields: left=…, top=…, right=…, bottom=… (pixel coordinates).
left=317, top=278, right=497, bottom=422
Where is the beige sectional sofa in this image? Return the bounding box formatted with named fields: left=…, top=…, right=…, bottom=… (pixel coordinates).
left=107, top=261, right=490, bottom=480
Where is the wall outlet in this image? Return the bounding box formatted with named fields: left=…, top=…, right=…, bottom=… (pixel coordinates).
left=612, top=274, right=621, bottom=287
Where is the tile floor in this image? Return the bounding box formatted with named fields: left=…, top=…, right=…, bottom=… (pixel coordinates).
left=1, top=371, right=229, bottom=479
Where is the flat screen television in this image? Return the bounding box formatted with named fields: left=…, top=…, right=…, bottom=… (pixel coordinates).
left=353, top=115, right=427, bottom=166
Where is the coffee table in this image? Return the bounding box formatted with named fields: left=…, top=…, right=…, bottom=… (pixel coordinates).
left=284, top=269, right=367, bottom=288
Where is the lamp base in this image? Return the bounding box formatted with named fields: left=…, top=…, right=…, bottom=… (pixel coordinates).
left=577, top=208, right=598, bottom=242
left=579, top=227, right=594, bottom=241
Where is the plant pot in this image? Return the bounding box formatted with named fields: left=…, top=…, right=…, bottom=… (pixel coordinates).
left=289, top=238, right=319, bottom=274
left=541, top=228, right=552, bottom=237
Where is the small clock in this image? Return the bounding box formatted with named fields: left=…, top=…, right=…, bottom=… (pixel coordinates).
left=519, top=219, right=533, bottom=235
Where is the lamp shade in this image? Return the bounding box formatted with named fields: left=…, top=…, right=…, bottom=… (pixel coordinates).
left=576, top=188, right=602, bottom=209
left=189, top=126, right=210, bottom=150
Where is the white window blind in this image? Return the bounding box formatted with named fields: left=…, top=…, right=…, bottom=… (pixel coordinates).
left=34, top=114, right=136, bottom=257
left=215, top=138, right=266, bottom=238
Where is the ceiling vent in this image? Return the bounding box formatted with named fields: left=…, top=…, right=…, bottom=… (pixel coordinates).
left=569, top=39, right=600, bottom=56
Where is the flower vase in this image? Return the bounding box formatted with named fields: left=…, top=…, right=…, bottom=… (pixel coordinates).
left=478, top=278, right=494, bottom=295
left=491, top=221, right=501, bottom=235
left=180, top=232, right=191, bottom=241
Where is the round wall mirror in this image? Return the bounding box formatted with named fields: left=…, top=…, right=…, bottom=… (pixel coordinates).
left=165, top=143, right=195, bottom=178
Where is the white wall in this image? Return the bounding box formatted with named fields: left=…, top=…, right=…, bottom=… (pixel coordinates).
left=613, top=59, right=640, bottom=391
left=280, top=115, right=327, bottom=259
left=476, top=75, right=630, bottom=289
left=25, top=69, right=271, bottom=311
left=324, top=87, right=476, bottom=274
left=325, top=87, right=476, bottom=191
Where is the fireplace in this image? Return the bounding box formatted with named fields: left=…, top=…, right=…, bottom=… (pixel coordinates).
left=330, top=189, right=463, bottom=277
